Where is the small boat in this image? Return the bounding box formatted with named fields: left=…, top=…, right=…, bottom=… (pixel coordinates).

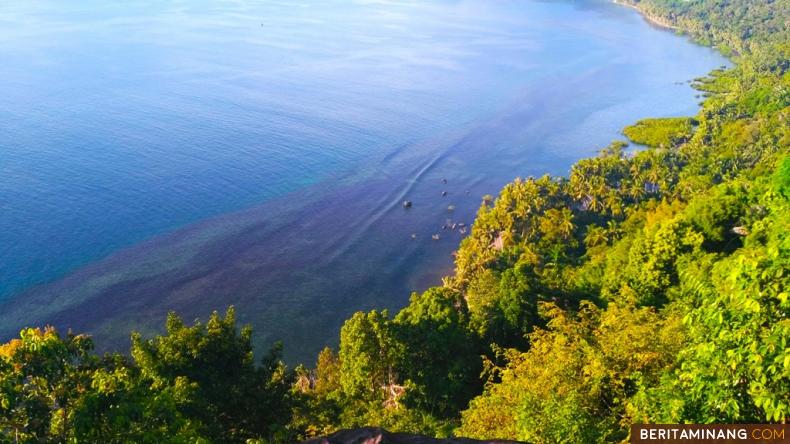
left=403, top=200, right=412, bottom=208
left=432, top=234, right=440, bottom=240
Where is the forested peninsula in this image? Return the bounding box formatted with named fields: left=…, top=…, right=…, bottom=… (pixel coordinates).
left=2, top=0, right=788, bottom=442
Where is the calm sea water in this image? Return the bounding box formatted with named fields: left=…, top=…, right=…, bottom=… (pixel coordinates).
left=0, top=0, right=725, bottom=362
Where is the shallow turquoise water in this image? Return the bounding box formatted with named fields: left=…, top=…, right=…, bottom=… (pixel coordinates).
left=0, top=0, right=725, bottom=361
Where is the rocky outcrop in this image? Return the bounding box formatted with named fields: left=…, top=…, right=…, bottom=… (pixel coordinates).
left=301, top=427, right=524, bottom=444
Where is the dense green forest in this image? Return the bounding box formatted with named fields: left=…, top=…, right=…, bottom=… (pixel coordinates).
left=2, top=0, right=788, bottom=442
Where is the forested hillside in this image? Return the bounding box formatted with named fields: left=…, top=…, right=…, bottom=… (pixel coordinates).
left=2, top=1, right=788, bottom=442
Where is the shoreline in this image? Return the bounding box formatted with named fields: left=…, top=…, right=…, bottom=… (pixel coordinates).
left=612, top=0, right=682, bottom=31
left=0, top=1, right=727, bottom=364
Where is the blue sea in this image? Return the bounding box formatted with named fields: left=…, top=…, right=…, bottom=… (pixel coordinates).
left=0, top=0, right=726, bottom=361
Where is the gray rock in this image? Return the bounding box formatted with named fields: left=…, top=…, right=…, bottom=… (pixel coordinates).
left=301, top=427, right=525, bottom=444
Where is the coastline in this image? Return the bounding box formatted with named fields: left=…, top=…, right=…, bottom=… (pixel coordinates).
left=0, top=0, right=785, bottom=440
left=0, top=0, right=727, bottom=364
left=612, top=0, right=682, bottom=31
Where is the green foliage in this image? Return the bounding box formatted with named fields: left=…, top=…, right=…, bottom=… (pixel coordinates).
left=0, top=328, right=97, bottom=442
left=684, top=182, right=749, bottom=246
left=623, top=0, right=788, bottom=54
left=337, top=310, right=400, bottom=402
left=290, top=348, right=344, bottom=438
left=467, top=264, right=539, bottom=348
left=2, top=0, right=787, bottom=441
left=394, top=288, right=482, bottom=417
left=309, top=8, right=789, bottom=432
left=449, top=0, right=786, bottom=438
left=774, top=156, right=790, bottom=200
left=457, top=303, right=684, bottom=443
left=623, top=117, right=695, bottom=148
left=71, top=359, right=202, bottom=443
left=131, top=307, right=295, bottom=443
left=606, top=204, right=705, bottom=306
left=0, top=309, right=295, bottom=443
left=0, top=328, right=202, bottom=443
left=633, top=183, right=790, bottom=423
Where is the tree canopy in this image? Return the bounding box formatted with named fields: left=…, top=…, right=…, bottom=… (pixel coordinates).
left=2, top=0, right=788, bottom=442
